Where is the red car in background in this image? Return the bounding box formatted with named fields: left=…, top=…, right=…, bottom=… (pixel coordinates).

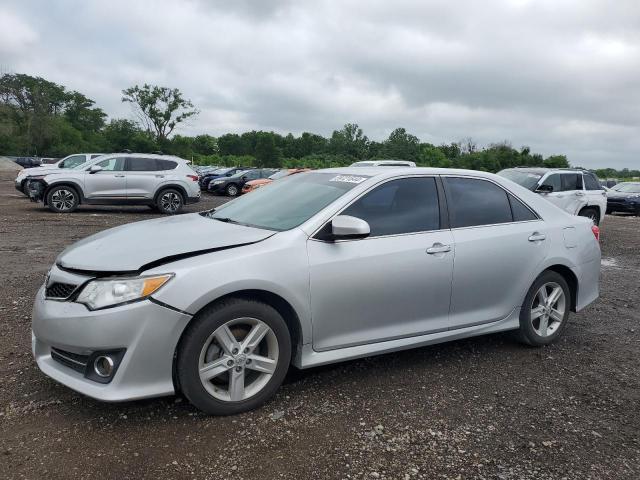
left=241, top=168, right=310, bottom=194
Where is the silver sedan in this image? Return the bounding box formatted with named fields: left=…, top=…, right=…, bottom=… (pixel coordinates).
left=32, top=167, right=601, bottom=414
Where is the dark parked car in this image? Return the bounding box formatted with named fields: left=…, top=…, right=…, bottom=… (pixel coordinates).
left=606, top=182, right=640, bottom=215
left=207, top=168, right=279, bottom=196
left=13, top=157, right=42, bottom=168
left=199, top=167, right=250, bottom=189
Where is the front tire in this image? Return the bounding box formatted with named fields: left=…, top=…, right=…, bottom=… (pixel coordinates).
left=156, top=188, right=184, bottom=214
left=177, top=298, right=291, bottom=415
left=518, top=271, right=571, bottom=346
left=46, top=185, right=79, bottom=213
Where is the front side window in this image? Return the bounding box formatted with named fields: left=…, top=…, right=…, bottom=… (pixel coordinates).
left=95, top=157, right=124, bottom=171
left=341, top=177, right=440, bottom=236
left=540, top=173, right=561, bottom=192
left=445, top=177, right=513, bottom=228
left=127, top=157, right=158, bottom=171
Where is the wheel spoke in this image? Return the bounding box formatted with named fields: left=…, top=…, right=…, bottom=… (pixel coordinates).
left=549, top=309, right=563, bottom=323
left=530, top=305, right=545, bottom=320
left=241, top=322, right=269, bottom=352
left=537, top=286, right=548, bottom=304
left=246, top=354, right=277, bottom=374
left=538, top=315, right=549, bottom=336
left=199, top=356, right=232, bottom=381
left=547, top=287, right=562, bottom=307
left=214, top=325, right=240, bottom=355
left=229, top=368, right=245, bottom=401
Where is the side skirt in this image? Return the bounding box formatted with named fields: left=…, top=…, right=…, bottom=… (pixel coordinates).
left=294, top=309, right=521, bottom=369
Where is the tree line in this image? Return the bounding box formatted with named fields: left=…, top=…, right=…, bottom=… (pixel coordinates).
left=1, top=73, right=635, bottom=178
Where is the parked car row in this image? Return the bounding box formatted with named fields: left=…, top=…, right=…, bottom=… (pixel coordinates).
left=606, top=182, right=640, bottom=215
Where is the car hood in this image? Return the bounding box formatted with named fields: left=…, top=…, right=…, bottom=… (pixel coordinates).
left=56, top=213, right=276, bottom=273
left=20, top=166, right=61, bottom=176
left=608, top=193, right=639, bottom=200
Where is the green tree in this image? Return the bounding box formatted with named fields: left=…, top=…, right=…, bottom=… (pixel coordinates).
left=380, top=127, right=420, bottom=160
left=254, top=132, right=282, bottom=167
left=543, top=155, right=570, bottom=168
left=329, top=123, right=369, bottom=159
left=121, top=84, right=198, bottom=143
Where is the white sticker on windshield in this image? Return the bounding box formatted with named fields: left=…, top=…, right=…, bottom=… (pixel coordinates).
left=330, top=175, right=367, bottom=184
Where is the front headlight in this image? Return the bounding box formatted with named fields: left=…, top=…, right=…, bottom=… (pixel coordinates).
left=76, top=274, right=173, bottom=310
left=213, top=180, right=225, bottom=185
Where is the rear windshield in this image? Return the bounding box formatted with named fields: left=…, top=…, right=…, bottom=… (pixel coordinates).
left=205, top=172, right=368, bottom=231
left=497, top=170, right=542, bottom=191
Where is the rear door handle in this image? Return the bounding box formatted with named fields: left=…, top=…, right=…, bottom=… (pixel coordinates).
left=528, top=232, right=546, bottom=242
left=426, top=243, right=451, bottom=254
left=114, top=174, right=125, bottom=178
left=575, top=191, right=585, bottom=196
left=155, top=175, right=165, bottom=178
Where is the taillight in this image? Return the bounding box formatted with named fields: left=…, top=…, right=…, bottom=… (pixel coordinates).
left=591, top=225, right=600, bottom=242
left=187, top=174, right=198, bottom=181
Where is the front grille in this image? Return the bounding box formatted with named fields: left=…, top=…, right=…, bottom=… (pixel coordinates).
left=50, top=347, right=89, bottom=374
left=45, top=282, right=77, bottom=299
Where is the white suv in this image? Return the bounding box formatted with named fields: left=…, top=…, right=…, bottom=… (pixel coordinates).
left=29, top=153, right=200, bottom=214
left=498, top=168, right=607, bottom=225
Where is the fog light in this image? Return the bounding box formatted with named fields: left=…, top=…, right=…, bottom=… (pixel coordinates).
left=93, top=355, right=114, bottom=378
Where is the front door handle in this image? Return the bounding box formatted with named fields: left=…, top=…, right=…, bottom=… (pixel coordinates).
left=575, top=191, right=585, bottom=196
left=528, top=232, right=546, bottom=242
left=114, top=174, right=125, bottom=178
left=155, top=175, right=165, bottom=178
left=426, top=243, right=451, bottom=254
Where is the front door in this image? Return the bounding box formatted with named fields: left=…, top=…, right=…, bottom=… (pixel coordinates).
left=83, top=156, right=126, bottom=199
left=308, top=176, right=454, bottom=351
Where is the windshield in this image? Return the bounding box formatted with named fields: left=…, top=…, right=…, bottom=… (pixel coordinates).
left=206, top=172, right=369, bottom=231
left=615, top=183, right=640, bottom=193
left=497, top=170, right=542, bottom=191
left=269, top=170, right=290, bottom=180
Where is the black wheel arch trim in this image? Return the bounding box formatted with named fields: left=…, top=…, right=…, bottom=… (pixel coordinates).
left=43, top=181, right=85, bottom=205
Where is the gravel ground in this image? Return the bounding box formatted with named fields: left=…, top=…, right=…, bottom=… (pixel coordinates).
left=0, top=171, right=638, bottom=480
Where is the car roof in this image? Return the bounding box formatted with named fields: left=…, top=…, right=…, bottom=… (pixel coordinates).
left=315, top=166, right=501, bottom=180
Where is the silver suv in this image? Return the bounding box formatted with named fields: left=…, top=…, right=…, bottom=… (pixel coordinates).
left=30, top=153, right=200, bottom=214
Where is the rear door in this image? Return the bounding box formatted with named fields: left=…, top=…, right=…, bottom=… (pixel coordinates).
left=83, top=157, right=126, bottom=199
left=125, top=157, right=161, bottom=199
left=443, top=176, right=549, bottom=329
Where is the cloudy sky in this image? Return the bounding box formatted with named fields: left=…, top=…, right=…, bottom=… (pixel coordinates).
left=1, top=0, right=639, bottom=168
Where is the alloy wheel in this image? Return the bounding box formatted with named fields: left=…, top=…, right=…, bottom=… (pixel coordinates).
left=530, top=281, right=566, bottom=337
left=160, top=192, right=181, bottom=212
left=198, top=317, right=279, bottom=402
left=51, top=189, right=76, bottom=211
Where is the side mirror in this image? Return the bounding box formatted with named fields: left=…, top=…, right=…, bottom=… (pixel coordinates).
left=58, top=161, right=65, bottom=168
left=89, top=165, right=103, bottom=174
left=331, top=215, right=370, bottom=240
left=536, top=184, right=553, bottom=193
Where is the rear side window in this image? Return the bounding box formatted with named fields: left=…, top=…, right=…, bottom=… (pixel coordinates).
left=445, top=177, right=513, bottom=228
left=342, top=177, right=440, bottom=236
left=561, top=173, right=583, bottom=191
left=583, top=173, right=601, bottom=190
left=127, top=157, right=159, bottom=171
left=156, top=159, right=177, bottom=170
left=509, top=194, right=538, bottom=221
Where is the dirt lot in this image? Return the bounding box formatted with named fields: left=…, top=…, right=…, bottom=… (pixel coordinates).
left=0, top=171, right=638, bottom=479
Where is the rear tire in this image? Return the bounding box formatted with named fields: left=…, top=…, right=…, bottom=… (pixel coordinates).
left=177, top=298, right=291, bottom=415
left=226, top=183, right=239, bottom=197
left=156, top=188, right=184, bottom=214
left=578, top=207, right=599, bottom=225
left=46, top=185, right=79, bottom=213
left=517, top=271, right=571, bottom=347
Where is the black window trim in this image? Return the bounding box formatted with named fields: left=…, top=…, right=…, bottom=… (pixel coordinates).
left=440, top=174, right=541, bottom=231
left=310, top=174, right=446, bottom=242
